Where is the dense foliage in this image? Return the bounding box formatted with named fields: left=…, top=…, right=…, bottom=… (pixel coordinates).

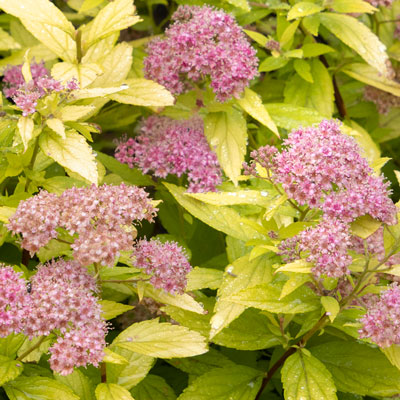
left=0, top=0, right=400, bottom=399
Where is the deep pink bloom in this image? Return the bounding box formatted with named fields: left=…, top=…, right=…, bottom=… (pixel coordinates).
left=115, top=116, right=222, bottom=192
left=144, top=5, right=259, bottom=102
left=133, top=239, right=192, bottom=294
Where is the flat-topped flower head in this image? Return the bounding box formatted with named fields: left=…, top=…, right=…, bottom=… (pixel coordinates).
left=2, top=61, right=78, bottom=116
left=7, top=184, right=157, bottom=267
left=144, top=5, right=258, bottom=102
left=0, top=266, right=31, bottom=337
left=365, top=0, right=393, bottom=6
left=133, top=239, right=192, bottom=294
left=25, top=259, right=107, bottom=375
left=115, top=116, right=222, bottom=192
left=359, top=283, right=400, bottom=348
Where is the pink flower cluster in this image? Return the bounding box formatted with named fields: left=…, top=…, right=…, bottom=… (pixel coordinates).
left=365, top=0, right=393, bottom=6
left=0, top=266, right=31, bottom=337
left=2, top=61, right=78, bottom=116
left=359, top=283, right=400, bottom=347
left=133, top=239, right=192, bottom=294
left=115, top=116, right=222, bottom=192
left=0, top=261, right=107, bottom=375
left=8, top=183, right=157, bottom=266
left=247, top=120, right=397, bottom=278
left=143, top=5, right=258, bottom=102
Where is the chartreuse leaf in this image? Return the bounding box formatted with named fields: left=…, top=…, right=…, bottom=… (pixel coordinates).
left=0, top=0, right=76, bottom=62
left=103, top=348, right=129, bottom=365
left=0, top=355, right=23, bottom=386
left=107, top=346, right=155, bottom=390
left=55, top=370, right=95, bottom=400
left=311, top=341, right=400, bottom=397
left=165, top=183, right=265, bottom=242
left=186, top=267, right=223, bottom=291
left=341, top=63, right=400, bottom=96
left=39, top=130, right=98, bottom=184
left=113, top=319, right=208, bottom=358
left=280, top=20, right=300, bottom=49
left=204, top=109, right=247, bottom=185
left=287, top=2, right=323, bottom=20
left=210, top=254, right=273, bottom=338
left=177, top=365, right=263, bottom=400
left=294, top=59, right=313, bottom=83
left=229, top=279, right=320, bottom=313
left=79, top=0, right=104, bottom=13
left=85, top=0, right=141, bottom=49
left=130, top=375, right=176, bottom=400
left=185, top=189, right=275, bottom=207
left=259, top=57, right=289, bottom=72
left=0, top=27, right=21, bottom=50
left=95, top=383, right=135, bottom=400
left=282, top=350, right=338, bottom=400
left=330, top=0, right=376, bottom=14
left=303, top=14, right=320, bottom=36
left=96, top=152, right=153, bottom=186
left=100, top=300, right=134, bottom=320
left=51, top=62, right=103, bottom=88
left=4, top=376, right=80, bottom=400
left=17, top=116, right=35, bottom=151
left=109, top=79, right=174, bottom=107
left=46, top=118, right=65, bottom=139
left=319, top=13, right=389, bottom=76
left=0, top=334, right=25, bottom=359
left=382, top=345, right=400, bottom=372
left=350, top=215, right=381, bottom=239
left=224, top=0, right=250, bottom=12
left=302, top=43, right=335, bottom=57
left=280, top=273, right=311, bottom=299
left=237, top=88, right=279, bottom=136
left=284, top=58, right=334, bottom=117
left=321, top=296, right=340, bottom=322
left=59, top=106, right=96, bottom=122
left=244, top=30, right=267, bottom=47
left=276, top=259, right=313, bottom=274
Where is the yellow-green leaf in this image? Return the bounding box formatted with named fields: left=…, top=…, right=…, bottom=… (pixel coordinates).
left=17, top=116, right=34, bottom=151
left=204, top=109, right=247, bottom=185
left=294, top=59, right=313, bottom=83
left=276, top=259, right=313, bottom=274
left=103, top=348, right=129, bottom=365
left=321, top=296, right=340, bottom=322
left=320, top=13, right=389, bottom=76
left=282, top=351, right=337, bottom=400
left=95, top=383, right=135, bottom=400
left=113, top=319, right=208, bottom=358
left=330, top=0, right=376, bottom=14
left=46, top=118, right=65, bottom=139
left=0, top=355, right=23, bottom=386
left=0, top=27, right=21, bottom=50
left=51, top=62, right=103, bottom=88
left=237, top=88, right=279, bottom=136
left=55, top=370, right=95, bottom=400
left=59, top=105, right=96, bottom=121
left=186, top=267, right=223, bottom=291
left=39, top=130, right=98, bottom=184
left=244, top=30, right=268, bottom=47
left=100, top=300, right=134, bottom=320
left=73, top=86, right=127, bottom=99
left=382, top=345, right=400, bottom=372
left=350, top=214, right=381, bottom=239
left=280, top=273, right=311, bottom=299
left=79, top=0, right=105, bottom=13
left=287, top=2, right=323, bottom=21
left=280, top=20, right=300, bottom=49
left=109, top=78, right=174, bottom=107
left=224, top=0, right=250, bottom=11
left=341, top=63, right=400, bottom=97
left=86, top=0, right=141, bottom=49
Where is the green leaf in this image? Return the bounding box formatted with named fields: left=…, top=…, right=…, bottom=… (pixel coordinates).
left=130, top=375, right=176, bottom=400
left=382, top=345, right=400, bottom=372
left=330, top=0, right=376, bottom=14
left=204, top=109, right=247, bottom=185
left=96, top=152, right=153, bottom=186
left=282, top=351, right=337, bottom=400
left=280, top=273, right=311, bottom=299
left=59, top=105, right=96, bottom=122
left=39, top=130, right=98, bottom=184
left=186, top=267, right=223, bottom=291
left=0, top=0, right=76, bottom=62
left=237, top=88, right=279, bottom=136
left=79, top=0, right=105, bottom=12
left=113, top=319, right=208, bottom=358
left=341, top=63, right=400, bottom=96
left=280, top=20, right=300, bottom=49
left=95, top=383, right=135, bottom=400
left=177, top=365, right=262, bottom=400
left=51, top=62, right=103, bottom=88
left=107, top=346, right=154, bottom=390
left=100, top=300, right=134, bottom=320
left=0, top=334, right=25, bottom=359
left=276, top=259, right=313, bottom=274
left=109, top=79, right=174, bottom=107
left=303, top=14, right=320, bottom=36
left=85, top=0, right=141, bottom=49
left=319, top=13, right=389, bottom=76
left=210, top=254, right=273, bottom=338
left=311, top=341, right=400, bottom=397
left=17, top=116, right=35, bottom=151
left=4, top=376, right=80, bottom=400
left=103, top=348, right=129, bottom=365
left=46, top=118, right=65, bottom=139
left=55, top=370, right=95, bottom=400
left=287, top=2, right=323, bottom=20
left=302, top=43, right=335, bottom=58
left=0, top=355, right=23, bottom=386
left=165, top=183, right=265, bottom=242
left=259, top=57, right=289, bottom=72
left=284, top=58, right=334, bottom=117
left=244, top=30, right=268, bottom=47
left=294, top=59, right=313, bottom=83
left=0, top=27, right=21, bottom=50
left=229, top=280, right=320, bottom=313
left=350, top=215, right=381, bottom=239
left=321, top=296, right=340, bottom=322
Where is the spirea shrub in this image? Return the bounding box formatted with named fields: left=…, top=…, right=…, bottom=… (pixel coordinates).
left=1, top=0, right=400, bottom=398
